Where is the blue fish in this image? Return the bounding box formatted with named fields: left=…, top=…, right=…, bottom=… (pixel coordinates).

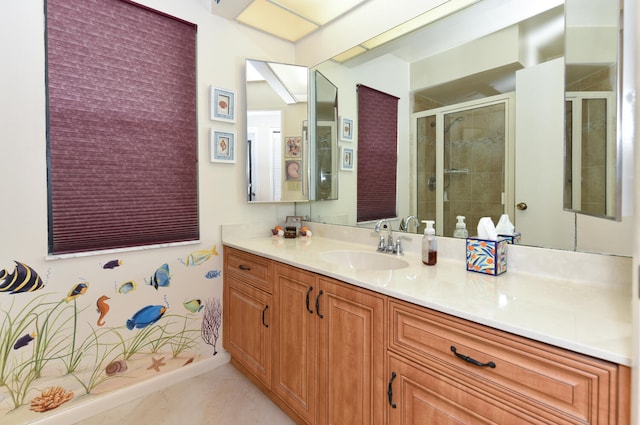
left=103, top=259, right=122, bottom=269
left=14, top=332, right=36, bottom=350
left=147, top=264, right=170, bottom=290
left=205, top=270, right=222, bottom=279
left=118, top=281, right=136, bottom=294
left=126, top=305, right=167, bottom=330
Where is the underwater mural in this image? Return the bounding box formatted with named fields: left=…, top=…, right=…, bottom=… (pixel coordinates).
left=0, top=243, right=223, bottom=424
left=181, top=245, right=218, bottom=267
left=96, top=295, right=110, bottom=327
left=0, top=261, right=45, bottom=294
left=146, top=263, right=171, bottom=290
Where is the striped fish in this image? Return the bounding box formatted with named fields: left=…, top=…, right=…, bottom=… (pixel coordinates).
left=0, top=261, right=45, bottom=294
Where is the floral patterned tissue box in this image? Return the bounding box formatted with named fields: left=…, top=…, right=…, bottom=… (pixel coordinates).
left=466, top=237, right=508, bottom=276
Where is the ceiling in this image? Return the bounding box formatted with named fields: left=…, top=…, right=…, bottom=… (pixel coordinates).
left=209, top=0, right=372, bottom=43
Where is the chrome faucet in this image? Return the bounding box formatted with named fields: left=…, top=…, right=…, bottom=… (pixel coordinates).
left=400, top=215, right=419, bottom=233
left=374, top=219, right=396, bottom=254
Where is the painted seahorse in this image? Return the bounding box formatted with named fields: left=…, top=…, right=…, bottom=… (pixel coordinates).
left=96, top=295, right=110, bottom=326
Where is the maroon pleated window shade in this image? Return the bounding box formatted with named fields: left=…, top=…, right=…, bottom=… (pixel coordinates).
left=46, top=0, right=198, bottom=254
left=356, top=84, right=399, bottom=222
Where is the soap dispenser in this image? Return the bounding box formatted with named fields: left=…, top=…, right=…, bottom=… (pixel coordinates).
left=421, top=220, right=437, bottom=266
left=453, top=215, right=469, bottom=239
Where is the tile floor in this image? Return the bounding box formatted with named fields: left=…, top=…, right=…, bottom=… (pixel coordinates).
left=73, top=363, right=295, bottom=425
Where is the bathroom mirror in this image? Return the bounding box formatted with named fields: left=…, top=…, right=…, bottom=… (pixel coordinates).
left=310, top=70, right=339, bottom=201
left=300, top=0, right=631, bottom=256
left=563, top=0, right=621, bottom=220
left=246, top=59, right=309, bottom=202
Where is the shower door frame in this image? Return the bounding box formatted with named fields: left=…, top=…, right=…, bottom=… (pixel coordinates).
left=412, top=93, right=516, bottom=236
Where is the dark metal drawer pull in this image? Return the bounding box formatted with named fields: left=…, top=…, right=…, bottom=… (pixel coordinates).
left=450, top=346, right=496, bottom=368
left=315, top=290, right=324, bottom=318
left=387, top=371, right=397, bottom=408
left=238, top=264, right=251, bottom=271
left=306, top=286, right=314, bottom=314
left=262, top=305, right=269, bottom=328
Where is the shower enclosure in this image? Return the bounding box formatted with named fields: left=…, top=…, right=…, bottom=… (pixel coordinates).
left=414, top=94, right=514, bottom=236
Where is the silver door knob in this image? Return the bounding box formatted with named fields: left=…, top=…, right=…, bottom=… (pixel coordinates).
left=516, top=202, right=528, bottom=211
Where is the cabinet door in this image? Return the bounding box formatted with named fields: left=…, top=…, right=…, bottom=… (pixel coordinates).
left=387, top=353, right=543, bottom=425
left=223, top=276, right=271, bottom=388
left=317, top=277, right=385, bottom=425
left=272, top=264, right=318, bottom=424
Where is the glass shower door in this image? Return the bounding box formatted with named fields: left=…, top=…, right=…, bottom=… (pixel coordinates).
left=416, top=97, right=509, bottom=236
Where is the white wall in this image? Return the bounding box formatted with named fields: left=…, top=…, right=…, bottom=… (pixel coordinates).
left=0, top=0, right=297, bottom=422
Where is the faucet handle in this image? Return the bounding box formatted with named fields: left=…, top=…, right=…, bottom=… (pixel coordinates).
left=377, top=234, right=387, bottom=252
left=394, top=238, right=403, bottom=255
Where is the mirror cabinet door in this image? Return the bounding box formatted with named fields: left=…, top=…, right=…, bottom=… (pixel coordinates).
left=246, top=59, right=309, bottom=203
left=564, top=0, right=622, bottom=220
left=311, top=70, right=339, bottom=201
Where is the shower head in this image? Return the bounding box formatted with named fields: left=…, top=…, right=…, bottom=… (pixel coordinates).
left=444, top=116, right=465, bottom=133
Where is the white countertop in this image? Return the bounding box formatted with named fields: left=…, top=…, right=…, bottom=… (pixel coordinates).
left=222, top=231, right=632, bottom=366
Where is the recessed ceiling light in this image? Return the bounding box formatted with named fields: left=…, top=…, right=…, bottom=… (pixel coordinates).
left=270, top=0, right=368, bottom=25
left=237, top=0, right=318, bottom=42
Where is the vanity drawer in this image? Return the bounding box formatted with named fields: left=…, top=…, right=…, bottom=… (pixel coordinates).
left=388, top=299, right=622, bottom=424
left=224, top=246, right=273, bottom=293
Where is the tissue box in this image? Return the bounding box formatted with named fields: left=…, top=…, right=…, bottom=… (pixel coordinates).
left=498, top=232, right=521, bottom=244
left=466, top=237, right=508, bottom=276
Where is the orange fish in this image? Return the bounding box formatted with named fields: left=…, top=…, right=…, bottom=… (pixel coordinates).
left=96, top=295, right=110, bottom=326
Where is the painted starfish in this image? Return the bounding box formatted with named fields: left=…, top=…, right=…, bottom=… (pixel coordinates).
left=147, top=356, right=166, bottom=372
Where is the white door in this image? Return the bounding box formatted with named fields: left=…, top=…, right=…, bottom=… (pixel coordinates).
left=514, top=58, right=575, bottom=250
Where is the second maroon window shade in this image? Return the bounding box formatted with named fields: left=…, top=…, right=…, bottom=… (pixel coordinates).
left=356, top=84, right=399, bottom=222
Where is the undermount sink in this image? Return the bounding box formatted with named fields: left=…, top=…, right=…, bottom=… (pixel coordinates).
left=319, top=250, right=409, bottom=271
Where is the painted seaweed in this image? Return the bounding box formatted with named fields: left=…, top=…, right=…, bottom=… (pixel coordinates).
left=200, top=298, right=221, bottom=355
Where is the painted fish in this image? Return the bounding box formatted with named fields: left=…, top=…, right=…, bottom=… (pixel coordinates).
left=147, top=264, right=170, bottom=290
left=103, top=259, right=122, bottom=270
left=13, top=332, right=36, bottom=350
left=183, top=299, right=203, bottom=313
left=0, top=261, right=45, bottom=294
left=118, top=280, right=136, bottom=294
left=126, top=305, right=167, bottom=330
left=205, top=270, right=222, bottom=279
left=63, top=282, right=89, bottom=302
left=185, top=245, right=218, bottom=267
left=96, top=295, right=110, bottom=326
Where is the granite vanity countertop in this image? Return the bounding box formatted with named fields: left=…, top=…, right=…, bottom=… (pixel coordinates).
left=222, top=235, right=632, bottom=366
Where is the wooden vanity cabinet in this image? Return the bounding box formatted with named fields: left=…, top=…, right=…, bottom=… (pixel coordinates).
left=223, top=247, right=273, bottom=388
left=316, top=275, right=385, bottom=425
left=224, top=247, right=630, bottom=425
left=386, top=299, right=630, bottom=424
left=271, top=263, right=386, bottom=425
left=272, top=264, right=318, bottom=424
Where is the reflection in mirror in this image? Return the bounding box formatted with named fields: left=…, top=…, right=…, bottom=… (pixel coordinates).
left=246, top=59, right=309, bottom=202
left=563, top=0, right=621, bottom=220
left=312, top=71, right=339, bottom=200
left=416, top=95, right=511, bottom=237
left=303, top=0, right=631, bottom=256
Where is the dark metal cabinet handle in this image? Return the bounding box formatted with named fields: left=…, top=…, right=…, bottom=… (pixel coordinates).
left=305, top=286, right=314, bottom=314
left=239, top=264, right=251, bottom=270
left=315, top=290, right=324, bottom=318
left=450, top=346, right=496, bottom=368
left=262, top=305, right=269, bottom=328
left=387, top=372, right=397, bottom=408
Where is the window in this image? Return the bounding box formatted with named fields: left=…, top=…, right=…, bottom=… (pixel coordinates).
left=46, top=0, right=198, bottom=254
left=356, top=84, right=398, bottom=222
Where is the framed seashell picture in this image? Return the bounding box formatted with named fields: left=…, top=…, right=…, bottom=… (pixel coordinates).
left=210, top=86, right=236, bottom=123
